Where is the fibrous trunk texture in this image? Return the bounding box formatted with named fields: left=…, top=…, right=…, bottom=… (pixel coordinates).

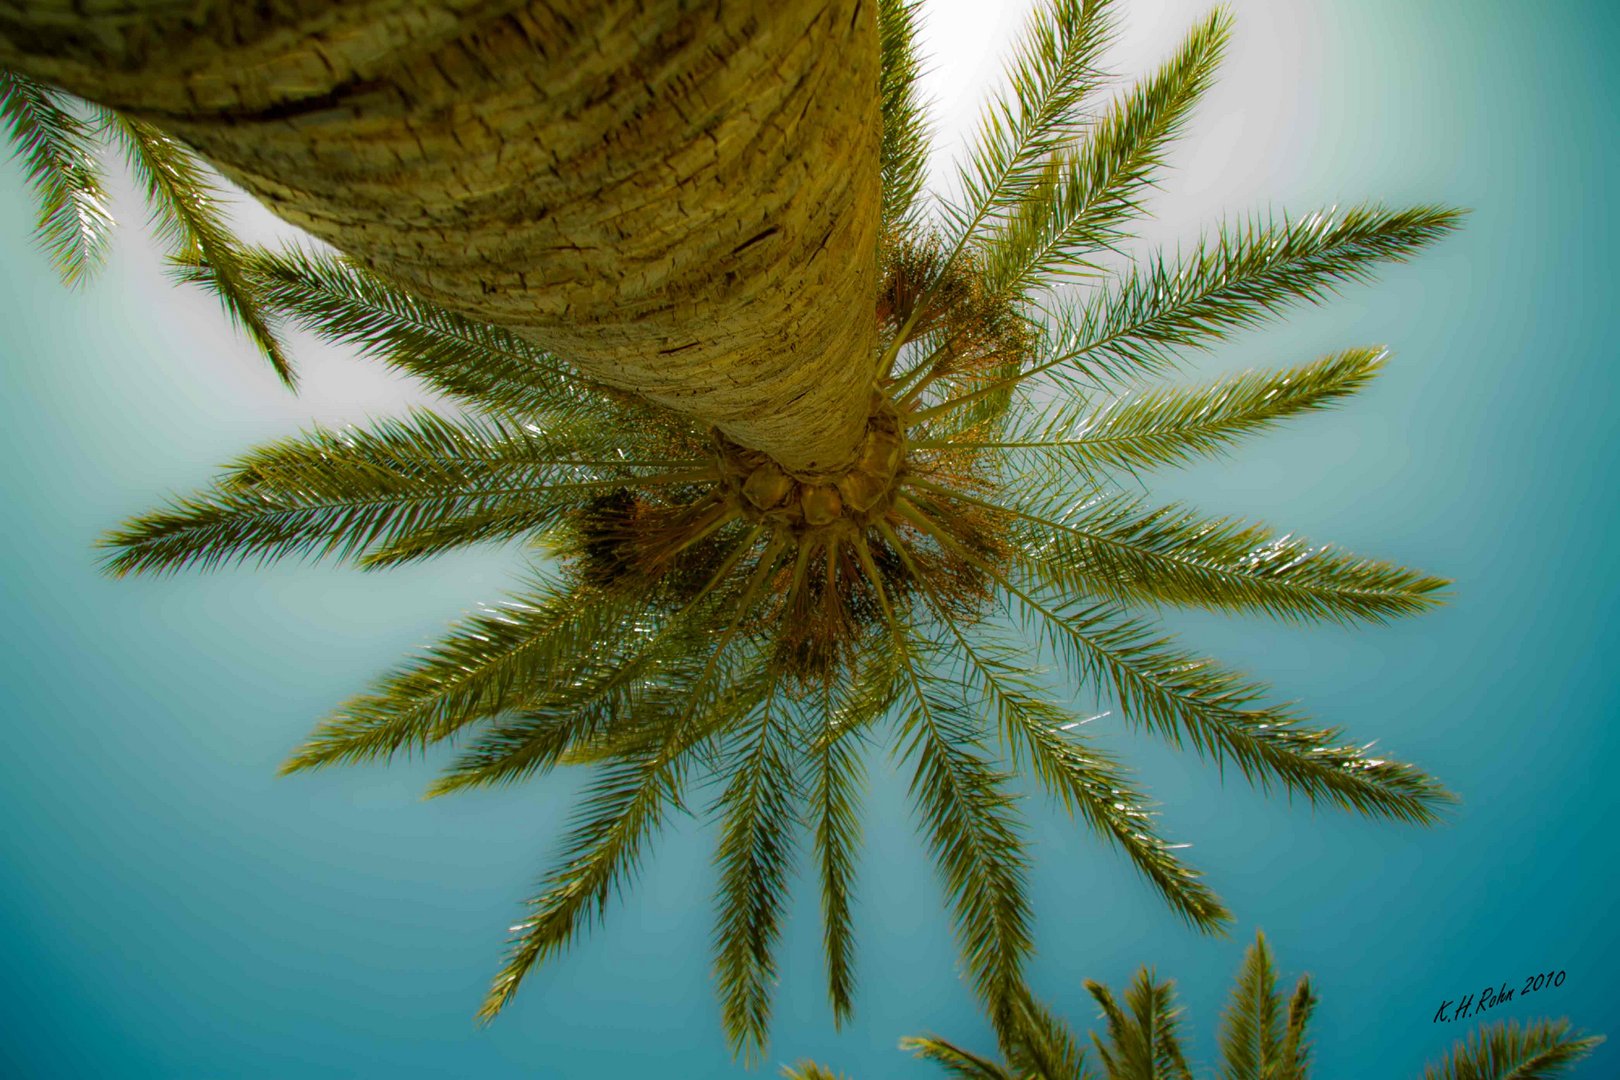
left=0, top=1, right=882, bottom=473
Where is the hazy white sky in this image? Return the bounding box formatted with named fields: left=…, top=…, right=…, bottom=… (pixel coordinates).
left=916, top=0, right=1331, bottom=243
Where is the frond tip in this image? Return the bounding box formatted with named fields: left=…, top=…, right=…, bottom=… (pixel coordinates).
left=102, top=111, right=295, bottom=387
left=0, top=69, right=113, bottom=287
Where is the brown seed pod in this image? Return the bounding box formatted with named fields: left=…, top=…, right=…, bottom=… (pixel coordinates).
left=800, top=483, right=843, bottom=526
left=835, top=469, right=889, bottom=514
left=858, top=428, right=903, bottom=477
left=742, top=462, right=794, bottom=509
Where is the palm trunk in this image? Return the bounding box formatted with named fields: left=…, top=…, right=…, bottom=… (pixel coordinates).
left=0, top=1, right=882, bottom=474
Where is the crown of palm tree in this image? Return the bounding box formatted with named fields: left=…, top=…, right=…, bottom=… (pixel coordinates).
left=5, top=0, right=1464, bottom=1064
left=788, top=932, right=1603, bottom=1079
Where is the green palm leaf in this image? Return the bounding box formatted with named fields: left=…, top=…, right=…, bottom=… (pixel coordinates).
left=1420, top=1019, right=1604, bottom=1080
left=928, top=347, right=1387, bottom=474
left=1031, top=597, right=1449, bottom=824
left=944, top=0, right=1115, bottom=251
left=978, top=8, right=1230, bottom=299
left=424, top=656, right=696, bottom=796
left=1047, top=205, right=1465, bottom=384
left=0, top=69, right=112, bottom=287
left=896, top=491, right=1451, bottom=824
left=859, top=535, right=1034, bottom=1044
left=811, top=660, right=892, bottom=1026
left=781, top=1063, right=854, bottom=1080
left=99, top=409, right=711, bottom=577
left=480, top=552, right=785, bottom=1021
left=101, top=111, right=294, bottom=386
left=1020, top=494, right=1448, bottom=624
left=902, top=680, right=1033, bottom=1043
left=911, top=205, right=1463, bottom=425
left=1216, top=931, right=1285, bottom=1080
left=479, top=730, right=700, bottom=1021
left=901, top=1034, right=1021, bottom=1080
left=713, top=682, right=803, bottom=1063
left=228, top=245, right=678, bottom=435
left=879, top=0, right=931, bottom=235
left=1004, top=990, right=1093, bottom=1080
left=1275, top=972, right=1317, bottom=1080
left=887, top=531, right=1229, bottom=932
left=284, top=576, right=648, bottom=772
left=1085, top=970, right=1194, bottom=1080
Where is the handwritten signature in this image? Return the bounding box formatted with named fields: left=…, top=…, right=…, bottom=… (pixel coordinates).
left=1433, top=969, right=1567, bottom=1023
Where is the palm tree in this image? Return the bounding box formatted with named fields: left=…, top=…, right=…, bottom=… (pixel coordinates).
left=889, top=932, right=1604, bottom=1079
left=3, top=0, right=1465, bottom=1063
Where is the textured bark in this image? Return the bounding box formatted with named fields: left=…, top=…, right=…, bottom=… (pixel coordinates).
left=0, top=1, right=882, bottom=474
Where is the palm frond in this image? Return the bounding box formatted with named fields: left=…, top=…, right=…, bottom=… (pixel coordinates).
left=943, top=0, right=1115, bottom=250
left=781, top=1062, right=852, bottom=1080
left=978, top=7, right=1229, bottom=299
left=811, top=660, right=893, bottom=1026
left=883, top=524, right=1228, bottom=932
left=1084, top=979, right=1129, bottom=1078
left=902, top=685, right=1033, bottom=1039
left=929, top=347, right=1386, bottom=473
left=0, top=70, right=112, bottom=286
left=1020, top=493, right=1448, bottom=624
left=1034, top=597, right=1449, bottom=823
left=423, top=628, right=712, bottom=796
left=1048, top=204, right=1465, bottom=384
left=900, top=1034, right=1020, bottom=1080
left=1216, top=931, right=1284, bottom=1080
left=1134, top=967, right=1196, bottom=1080
left=100, top=111, right=294, bottom=386
left=912, top=205, right=1463, bottom=424
left=1047, top=600, right=1450, bottom=823
left=234, top=245, right=673, bottom=433
left=1085, top=970, right=1193, bottom=1080
left=896, top=492, right=1452, bottom=825
left=713, top=681, right=803, bottom=1063
left=551, top=528, right=773, bottom=769
left=478, top=733, right=700, bottom=1021
left=901, top=992, right=1094, bottom=1079
left=294, top=519, right=766, bottom=778
left=98, top=409, right=711, bottom=577
left=1420, top=1018, right=1604, bottom=1080
left=478, top=630, right=778, bottom=1022
left=1004, top=990, right=1093, bottom=1080
left=283, top=576, right=647, bottom=773
left=1275, top=972, right=1317, bottom=1080
left=879, top=0, right=931, bottom=235
left=855, top=537, right=1033, bottom=1043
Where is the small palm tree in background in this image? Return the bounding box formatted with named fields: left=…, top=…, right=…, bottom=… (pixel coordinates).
left=4, top=0, right=1463, bottom=1063
left=784, top=933, right=1602, bottom=1079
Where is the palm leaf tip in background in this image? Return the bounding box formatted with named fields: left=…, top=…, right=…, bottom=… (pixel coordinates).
left=886, top=932, right=1600, bottom=1080
left=1422, top=1019, right=1605, bottom=1080
left=782, top=1062, right=854, bottom=1080
left=75, top=0, right=1467, bottom=1061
